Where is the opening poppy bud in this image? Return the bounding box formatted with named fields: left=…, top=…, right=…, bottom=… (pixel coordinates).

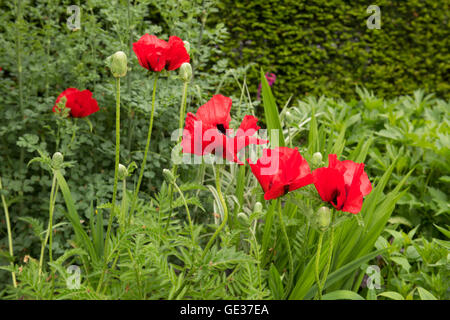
left=317, top=206, right=331, bottom=231
left=312, top=152, right=323, bottom=166
left=118, top=164, right=128, bottom=180
left=163, top=169, right=175, bottom=184
left=254, top=202, right=263, bottom=214
left=106, top=51, right=128, bottom=78
left=52, top=152, right=64, bottom=168
left=179, top=62, right=192, bottom=82
left=237, top=212, right=249, bottom=225
left=183, top=40, right=190, bottom=54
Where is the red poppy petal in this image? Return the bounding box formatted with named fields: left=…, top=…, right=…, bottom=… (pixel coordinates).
left=248, top=158, right=273, bottom=194
left=312, top=167, right=346, bottom=209
left=132, top=34, right=169, bottom=72
left=236, top=115, right=261, bottom=137
left=195, top=95, right=232, bottom=128
left=166, top=36, right=190, bottom=71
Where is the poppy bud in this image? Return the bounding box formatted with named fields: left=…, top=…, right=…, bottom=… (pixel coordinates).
left=106, top=51, right=128, bottom=78
left=183, top=41, right=190, bottom=54
left=254, top=202, right=263, bottom=214
left=312, top=152, right=323, bottom=166
left=179, top=62, right=192, bottom=82
left=285, top=111, right=294, bottom=123
left=118, top=164, right=128, bottom=180
left=237, top=212, right=249, bottom=225
left=163, top=168, right=175, bottom=184
left=52, top=152, right=64, bottom=169
left=317, top=206, right=331, bottom=231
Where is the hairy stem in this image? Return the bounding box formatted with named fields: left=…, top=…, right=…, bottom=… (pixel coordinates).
left=0, top=177, right=17, bottom=288
left=315, top=231, right=324, bottom=300
left=165, top=80, right=189, bottom=234
left=201, top=164, right=228, bottom=260
left=38, top=174, right=58, bottom=277
left=97, top=77, right=121, bottom=293
left=278, top=199, right=294, bottom=298
left=129, top=74, right=159, bottom=223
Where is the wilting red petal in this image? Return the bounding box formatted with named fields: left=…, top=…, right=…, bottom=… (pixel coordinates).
left=166, top=36, right=190, bottom=71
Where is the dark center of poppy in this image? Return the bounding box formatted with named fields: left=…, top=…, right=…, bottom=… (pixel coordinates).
left=283, top=185, right=290, bottom=195
left=216, top=124, right=227, bottom=135
left=330, top=189, right=340, bottom=207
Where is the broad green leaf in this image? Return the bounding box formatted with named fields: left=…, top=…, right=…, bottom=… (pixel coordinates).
left=322, top=290, right=365, bottom=300
left=378, top=291, right=405, bottom=300
left=417, top=287, right=437, bottom=300
left=261, top=69, right=284, bottom=147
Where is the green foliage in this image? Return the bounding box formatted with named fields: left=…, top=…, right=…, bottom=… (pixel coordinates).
left=0, top=0, right=241, bottom=289
left=212, top=0, right=450, bottom=101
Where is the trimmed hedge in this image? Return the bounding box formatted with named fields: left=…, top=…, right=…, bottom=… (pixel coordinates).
left=213, top=0, right=449, bottom=101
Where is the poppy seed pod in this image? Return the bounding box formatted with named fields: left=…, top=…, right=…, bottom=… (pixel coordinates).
left=317, top=206, right=332, bottom=231
left=179, top=62, right=192, bottom=82
left=118, top=164, right=128, bottom=180
left=52, top=152, right=64, bottom=168
left=106, top=51, right=128, bottom=78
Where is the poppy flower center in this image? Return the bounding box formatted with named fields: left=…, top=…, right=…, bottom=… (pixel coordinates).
left=283, top=185, right=290, bottom=195
left=330, top=189, right=341, bottom=208
left=216, top=123, right=227, bottom=135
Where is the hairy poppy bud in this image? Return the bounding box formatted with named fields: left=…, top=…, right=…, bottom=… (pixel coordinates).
left=179, top=62, right=192, bottom=82
left=183, top=41, right=190, bottom=54
left=106, top=51, right=128, bottom=78
left=254, top=202, right=263, bottom=214
left=317, top=206, right=331, bottom=231
left=312, top=152, right=323, bottom=166
left=52, top=152, right=64, bottom=168
left=118, top=164, right=128, bottom=180
left=237, top=212, right=249, bottom=225
left=163, top=168, right=175, bottom=184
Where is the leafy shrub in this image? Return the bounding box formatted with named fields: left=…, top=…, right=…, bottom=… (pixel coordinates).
left=212, top=0, right=450, bottom=101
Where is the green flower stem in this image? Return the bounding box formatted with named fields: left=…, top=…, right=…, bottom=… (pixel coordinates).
left=314, top=231, right=324, bottom=300
left=0, top=177, right=17, bottom=288
left=38, top=174, right=58, bottom=277
left=321, top=225, right=335, bottom=290
left=164, top=80, right=189, bottom=234
left=120, top=178, right=127, bottom=233
left=172, top=179, right=195, bottom=244
left=128, top=74, right=159, bottom=224
left=201, top=164, right=228, bottom=260
left=97, top=77, right=121, bottom=293
left=277, top=199, right=294, bottom=298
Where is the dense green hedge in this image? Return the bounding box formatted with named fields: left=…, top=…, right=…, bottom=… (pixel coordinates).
left=213, top=0, right=449, bottom=101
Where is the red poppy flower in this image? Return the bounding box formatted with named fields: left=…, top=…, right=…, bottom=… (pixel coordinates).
left=181, top=95, right=268, bottom=164
left=52, top=88, right=99, bottom=118
left=312, top=154, right=372, bottom=214
left=132, top=34, right=190, bottom=72
left=247, top=147, right=313, bottom=200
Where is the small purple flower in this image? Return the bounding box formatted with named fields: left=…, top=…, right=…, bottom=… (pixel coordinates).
left=257, top=72, right=276, bottom=100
